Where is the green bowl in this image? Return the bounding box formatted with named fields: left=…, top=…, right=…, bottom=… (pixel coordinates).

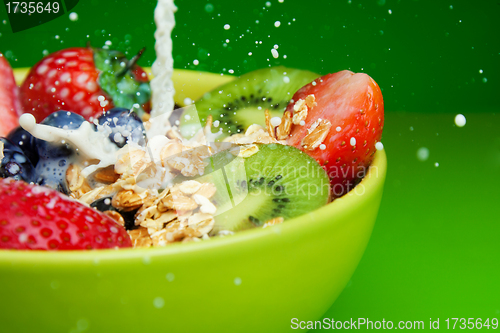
left=0, top=70, right=387, bottom=333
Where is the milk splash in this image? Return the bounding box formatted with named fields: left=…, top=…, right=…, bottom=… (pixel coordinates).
left=17, top=0, right=248, bottom=215
left=19, top=113, right=118, bottom=177
left=150, top=0, right=177, bottom=122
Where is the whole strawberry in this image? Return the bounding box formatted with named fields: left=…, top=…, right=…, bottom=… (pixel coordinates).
left=0, top=178, right=132, bottom=250
left=19, top=46, right=151, bottom=122
left=0, top=53, right=22, bottom=136
left=286, top=70, right=384, bottom=197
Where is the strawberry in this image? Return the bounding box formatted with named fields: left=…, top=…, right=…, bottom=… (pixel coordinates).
left=0, top=54, right=22, bottom=136
left=19, top=46, right=151, bottom=122
left=286, top=70, right=384, bottom=197
left=0, top=178, right=132, bottom=250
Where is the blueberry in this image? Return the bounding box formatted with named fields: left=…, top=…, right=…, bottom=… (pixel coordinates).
left=35, top=157, right=72, bottom=193
left=37, top=111, right=86, bottom=159
left=0, top=137, right=23, bottom=154
left=97, top=108, right=146, bottom=148
left=41, top=110, right=87, bottom=129
left=35, top=111, right=87, bottom=194
left=0, top=138, right=36, bottom=183
left=7, top=127, right=39, bottom=166
left=90, top=197, right=137, bottom=230
left=90, top=197, right=114, bottom=211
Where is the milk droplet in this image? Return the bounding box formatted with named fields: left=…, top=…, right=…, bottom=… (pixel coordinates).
left=283, top=76, right=290, bottom=83
left=205, top=3, right=214, bottom=13
left=234, top=277, right=242, bottom=286
left=299, top=120, right=305, bottom=126
left=213, top=120, right=220, bottom=128
left=319, top=144, right=326, bottom=150
left=270, top=117, right=281, bottom=127
left=153, top=297, right=165, bottom=309
left=274, top=21, right=281, bottom=28
left=19, top=113, right=37, bottom=131
left=350, top=137, right=356, bottom=146
left=69, top=12, right=78, bottom=21
left=435, top=162, right=439, bottom=167
left=18, top=233, right=28, bottom=243
left=76, top=319, right=89, bottom=331
left=454, top=114, right=466, bottom=127
left=224, top=24, right=230, bottom=30
left=193, top=59, right=199, bottom=65
left=166, top=273, right=175, bottom=281
left=375, top=142, right=384, bottom=150
left=271, top=49, right=279, bottom=59
left=184, top=98, right=192, bottom=105
left=336, top=126, right=341, bottom=132
left=417, top=147, right=429, bottom=161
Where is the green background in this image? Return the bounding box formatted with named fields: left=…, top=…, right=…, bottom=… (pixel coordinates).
left=1, top=0, right=499, bottom=330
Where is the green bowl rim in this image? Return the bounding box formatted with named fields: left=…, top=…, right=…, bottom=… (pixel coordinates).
left=0, top=148, right=387, bottom=263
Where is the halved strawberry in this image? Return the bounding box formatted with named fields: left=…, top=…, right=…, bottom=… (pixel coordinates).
left=286, top=70, right=384, bottom=197
left=19, top=47, right=151, bottom=122
left=0, top=178, right=132, bottom=250
left=0, top=54, right=22, bottom=136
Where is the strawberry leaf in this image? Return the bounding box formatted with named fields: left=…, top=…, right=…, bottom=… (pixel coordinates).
left=93, top=48, right=151, bottom=116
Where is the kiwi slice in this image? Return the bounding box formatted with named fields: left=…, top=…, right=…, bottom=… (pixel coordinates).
left=197, top=143, right=330, bottom=234
left=179, top=66, right=319, bottom=139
